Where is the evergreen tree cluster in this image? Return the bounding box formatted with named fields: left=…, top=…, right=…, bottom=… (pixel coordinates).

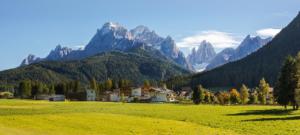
left=274, top=53, right=300, bottom=110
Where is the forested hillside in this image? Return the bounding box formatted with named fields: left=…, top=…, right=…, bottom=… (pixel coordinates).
left=0, top=48, right=190, bottom=86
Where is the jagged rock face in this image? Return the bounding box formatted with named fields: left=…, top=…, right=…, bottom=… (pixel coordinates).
left=188, top=41, right=216, bottom=64
left=160, top=36, right=180, bottom=58
left=187, top=41, right=216, bottom=71
left=46, top=45, right=73, bottom=61
left=206, top=48, right=235, bottom=70
left=20, top=54, right=41, bottom=66
left=130, top=25, right=164, bottom=48
left=230, top=35, right=272, bottom=61
left=159, top=36, right=192, bottom=70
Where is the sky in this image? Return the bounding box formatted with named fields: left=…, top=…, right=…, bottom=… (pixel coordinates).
left=0, top=0, right=299, bottom=71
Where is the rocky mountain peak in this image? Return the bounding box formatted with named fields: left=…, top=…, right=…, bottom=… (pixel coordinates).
left=101, top=22, right=124, bottom=31
left=98, top=22, right=132, bottom=39
left=187, top=40, right=216, bottom=72
left=46, top=45, right=73, bottom=61
left=198, top=40, right=214, bottom=51
left=20, top=54, right=41, bottom=66
left=160, top=36, right=179, bottom=58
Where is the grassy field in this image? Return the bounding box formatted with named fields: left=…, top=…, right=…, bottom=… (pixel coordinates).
left=0, top=100, right=299, bottom=135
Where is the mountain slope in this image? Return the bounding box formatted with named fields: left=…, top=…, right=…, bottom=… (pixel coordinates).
left=174, top=12, right=300, bottom=89
left=229, top=35, right=272, bottom=62
left=1, top=47, right=191, bottom=85
left=206, top=48, right=235, bottom=70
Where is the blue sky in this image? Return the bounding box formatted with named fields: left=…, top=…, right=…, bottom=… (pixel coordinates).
left=0, top=0, right=299, bottom=71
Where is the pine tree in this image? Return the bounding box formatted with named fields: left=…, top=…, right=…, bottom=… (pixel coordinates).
left=55, top=82, right=67, bottom=95
left=74, top=80, right=81, bottom=93
left=275, top=55, right=296, bottom=108
left=240, top=84, right=249, bottom=104
left=49, top=84, right=55, bottom=95
left=292, top=52, right=300, bottom=109
left=37, top=82, right=44, bottom=95
left=192, top=85, right=201, bottom=104
left=19, top=80, right=31, bottom=98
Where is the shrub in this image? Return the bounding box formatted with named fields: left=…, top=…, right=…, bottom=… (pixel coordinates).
left=0, top=92, right=14, bottom=99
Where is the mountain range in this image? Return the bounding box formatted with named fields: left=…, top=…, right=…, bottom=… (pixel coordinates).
left=167, top=12, right=300, bottom=89
left=21, top=22, right=191, bottom=70
left=20, top=22, right=271, bottom=73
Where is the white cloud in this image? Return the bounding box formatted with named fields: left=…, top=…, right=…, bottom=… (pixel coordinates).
left=256, top=28, right=281, bottom=38
left=176, top=30, right=241, bottom=52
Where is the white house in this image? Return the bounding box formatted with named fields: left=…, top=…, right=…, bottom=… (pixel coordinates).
left=108, top=89, right=121, bottom=102
left=151, top=92, right=168, bottom=102
left=86, top=89, right=96, bottom=101
left=131, top=88, right=142, bottom=97
left=148, top=88, right=176, bottom=102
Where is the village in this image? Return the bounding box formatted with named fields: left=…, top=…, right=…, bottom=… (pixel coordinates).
left=31, top=85, right=191, bottom=103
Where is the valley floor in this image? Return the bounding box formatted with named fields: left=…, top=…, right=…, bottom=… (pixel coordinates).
left=0, top=100, right=299, bottom=135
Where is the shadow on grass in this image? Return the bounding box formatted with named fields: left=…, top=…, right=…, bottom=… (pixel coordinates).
left=243, top=116, right=300, bottom=121
left=227, top=109, right=294, bottom=116
left=228, top=109, right=300, bottom=122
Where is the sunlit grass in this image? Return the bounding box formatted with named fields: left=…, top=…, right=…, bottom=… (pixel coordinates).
left=0, top=100, right=299, bottom=135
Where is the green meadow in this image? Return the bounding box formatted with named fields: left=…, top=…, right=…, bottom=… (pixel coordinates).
left=0, top=100, right=299, bottom=135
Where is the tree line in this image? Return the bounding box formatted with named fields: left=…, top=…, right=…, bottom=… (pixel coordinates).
left=17, top=77, right=161, bottom=99
left=191, top=52, right=300, bottom=110
left=17, top=78, right=124, bottom=99
left=192, top=78, right=272, bottom=105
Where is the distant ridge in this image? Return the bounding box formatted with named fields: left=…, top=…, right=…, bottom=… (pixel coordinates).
left=167, top=12, right=300, bottom=89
